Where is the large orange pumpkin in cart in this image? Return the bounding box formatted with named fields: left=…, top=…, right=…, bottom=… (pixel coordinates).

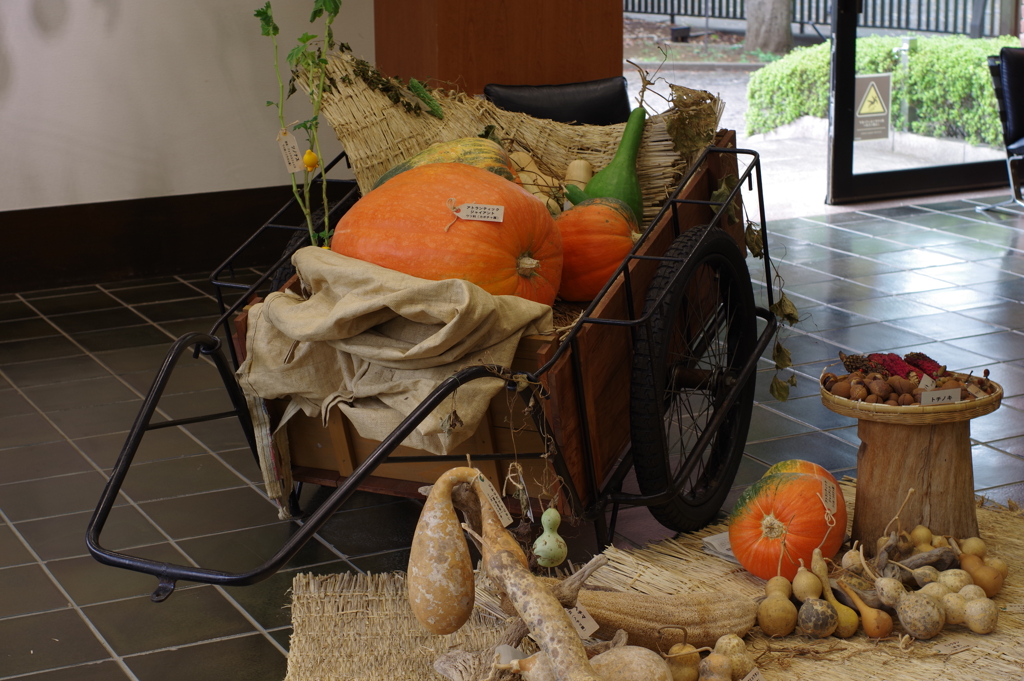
left=331, top=162, right=562, bottom=306
left=728, top=471, right=847, bottom=581
left=554, top=196, right=639, bottom=302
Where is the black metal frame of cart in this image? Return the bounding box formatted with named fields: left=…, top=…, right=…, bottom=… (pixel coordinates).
left=86, top=146, right=779, bottom=602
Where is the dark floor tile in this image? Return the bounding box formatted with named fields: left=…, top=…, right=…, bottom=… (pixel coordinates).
left=971, top=406, right=1024, bottom=442
left=967, top=277, right=1024, bottom=301
left=0, top=440, right=93, bottom=485
left=0, top=522, right=35, bottom=567
left=936, top=222, right=1019, bottom=243
left=107, top=282, right=208, bottom=305
left=793, top=305, right=875, bottom=333
left=609, top=506, right=677, bottom=550
left=133, top=298, right=223, bottom=323
left=14, top=660, right=133, bottom=680
left=0, top=335, right=83, bottom=364
left=349, top=547, right=412, bottom=573
left=815, top=322, right=933, bottom=354
left=120, top=361, right=229, bottom=396
left=0, top=386, right=35, bottom=416
left=46, top=400, right=159, bottom=440
left=799, top=211, right=875, bottom=225
left=0, top=354, right=109, bottom=388
left=773, top=241, right=841, bottom=264
left=139, top=487, right=283, bottom=540
left=849, top=271, right=953, bottom=295
left=914, top=199, right=980, bottom=211
left=29, top=291, right=121, bottom=316
left=861, top=205, right=928, bottom=218
left=120, top=454, right=246, bottom=502
left=823, top=218, right=908, bottom=236
left=0, top=609, right=109, bottom=677
left=872, top=248, right=962, bottom=268
left=75, top=427, right=208, bottom=469
left=317, top=499, right=422, bottom=557
left=1001, top=395, right=1024, bottom=411
left=214, top=448, right=264, bottom=484
left=946, top=331, right=1024, bottom=362
left=47, top=543, right=194, bottom=606
left=0, top=469, right=118, bottom=522
left=0, top=317, right=59, bottom=341
left=93, top=344, right=175, bottom=374
left=23, top=376, right=140, bottom=413
left=899, top=287, right=998, bottom=312
left=785, top=279, right=883, bottom=305
left=20, top=285, right=100, bottom=299
left=225, top=560, right=352, bottom=629
left=880, top=230, right=970, bottom=248
left=298, top=486, right=416, bottom=515
left=123, top=632, right=287, bottom=681
left=71, top=325, right=173, bottom=353
left=800, top=255, right=899, bottom=278
left=17, top=505, right=164, bottom=561
left=928, top=241, right=1014, bottom=261
left=156, top=388, right=236, bottom=421
left=768, top=332, right=846, bottom=367
left=743, top=431, right=858, bottom=471
left=983, top=253, right=1024, bottom=276
left=102, top=276, right=181, bottom=290
left=971, top=443, right=1024, bottom=490
left=177, top=523, right=340, bottom=575
left=83, top=586, right=255, bottom=657
left=828, top=425, right=861, bottom=446
left=884, top=311, right=1005, bottom=341
left=0, top=563, right=70, bottom=618
left=833, top=296, right=943, bottom=321
left=746, top=405, right=817, bottom=442
left=898, top=211, right=979, bottom=229
left=0, top=299, right=38, bottom=322
left=957, top=301, right=1024, bottom=329
left=49, top=307, right=149, bottom=334
left=0, top=411, right=64, bottom=449
left=753, top=368, right=823, bottom=403
left=917, top=261, right=1020, bottom=286
left=733, top=452, right=772, bottom=487
left=181, top=418, right=251, bottom=452
left=766, top=265, right=840, bottom=288
left=760, top=395, right=858, bottom=431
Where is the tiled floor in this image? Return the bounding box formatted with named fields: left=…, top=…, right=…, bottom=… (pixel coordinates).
left=5, top=193, right=1024, bottom=679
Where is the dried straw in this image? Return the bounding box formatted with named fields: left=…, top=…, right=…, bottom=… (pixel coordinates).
left=302, top=52, right=722, bottom=224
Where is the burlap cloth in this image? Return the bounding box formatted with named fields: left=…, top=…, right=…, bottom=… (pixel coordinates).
left=237, top=247, right=553, bottom=513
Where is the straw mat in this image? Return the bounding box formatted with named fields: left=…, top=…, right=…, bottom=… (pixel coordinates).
left=286, top=481, right=1024, bottom=680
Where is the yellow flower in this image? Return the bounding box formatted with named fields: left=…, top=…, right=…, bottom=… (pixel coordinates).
left=303, top=149, right=319, bottom=172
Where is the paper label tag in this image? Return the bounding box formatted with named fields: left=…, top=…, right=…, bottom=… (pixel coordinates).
left=453, top=203, right=504, bottom=222
left=701, top=531, right=740, bottom=564
left=741, top=668, right=766, bottom=681
left=476, top=473, right=514, bottom=527
left=932, top=637, right=974, bottom=655
left=1002, top=603, right=1024, bottom=614
left=920, top=387, right=960, bottom=406
left=967, top=383, right=987, bottom=398
left=277, top=130, right=305, bottom=173
left=565, top=604, right=600, bottom=638
left=821, top=478, right=838, bottom=514
left=918, top=374, right=936, bottom=390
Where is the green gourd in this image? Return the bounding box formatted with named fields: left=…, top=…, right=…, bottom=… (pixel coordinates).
left=533, top=508, right=568, bottom=567
left=563, top=183, right=590, bottom=206
left=584, top=106, right=646, bottom=224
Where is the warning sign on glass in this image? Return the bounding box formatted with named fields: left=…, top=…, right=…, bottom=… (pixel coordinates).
left=854, top=73, right=891, bottom=141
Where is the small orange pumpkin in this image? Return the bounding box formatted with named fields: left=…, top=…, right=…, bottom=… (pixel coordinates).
left=553, top=197, right=638, bottom=302
left=332, top=162, right=562, bottom=305
left=728, top=471, right=848, bottom=581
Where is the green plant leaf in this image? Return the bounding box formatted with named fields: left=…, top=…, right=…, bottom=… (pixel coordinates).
left=265, top=100, right=275, bottom=107
left=254, top=2, right=279, bottom=36
left=310, top=0, right=342, bottom=22
left=769, top=292, right=800, bottom=326
left=710, top=174, right=739, bottom=221
left=773, top=341, right=792, bottom=370
left=769, top=376, right=791, bottom=401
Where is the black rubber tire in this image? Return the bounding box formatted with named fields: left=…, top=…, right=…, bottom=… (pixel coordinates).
left=629, top=225, right=757, bottom=532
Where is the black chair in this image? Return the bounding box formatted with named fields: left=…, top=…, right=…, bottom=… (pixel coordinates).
left=979, top=47, right=1024, bottom=214
left=483, top=76, right=631, bottom=126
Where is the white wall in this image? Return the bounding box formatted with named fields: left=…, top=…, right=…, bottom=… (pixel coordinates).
left=0, top=0, right=374, bottom=212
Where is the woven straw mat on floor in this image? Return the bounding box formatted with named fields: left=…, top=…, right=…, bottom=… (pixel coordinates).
left=285, top=481, right=1024, bottom=680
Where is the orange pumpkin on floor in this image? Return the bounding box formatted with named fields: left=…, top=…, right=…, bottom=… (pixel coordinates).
left=763, top=459, right=835, bottom=482
left=728, top=471, right=847, bottom=581
left=554, top=196, right=638, bottom=302
left=331, top=162, right=562, bottom=305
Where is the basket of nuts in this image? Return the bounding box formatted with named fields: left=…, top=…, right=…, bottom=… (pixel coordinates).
left=820, top=351, right=1001, bottom=424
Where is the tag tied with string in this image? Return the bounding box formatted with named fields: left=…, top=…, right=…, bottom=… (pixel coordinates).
left=444, top=198, right=505, bottom=230
left=277, top=129, right=305, bottom=173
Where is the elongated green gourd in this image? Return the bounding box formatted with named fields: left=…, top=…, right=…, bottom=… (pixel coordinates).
left=584, top=106, right=646, bottom=224
left=564, top=183, right=590, bottom=205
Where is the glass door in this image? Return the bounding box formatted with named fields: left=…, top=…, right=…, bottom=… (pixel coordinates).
left=827, top=0, right=1009, bottom=203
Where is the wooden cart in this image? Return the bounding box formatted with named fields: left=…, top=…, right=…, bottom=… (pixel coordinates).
left=86, top=135, right=778, bottom=600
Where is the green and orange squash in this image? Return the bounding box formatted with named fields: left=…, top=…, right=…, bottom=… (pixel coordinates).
left=554, top=196, right=638, bottom=302
left=332, top=162, right=562, bottom=305
left=373, top=137, right=520, bottom=189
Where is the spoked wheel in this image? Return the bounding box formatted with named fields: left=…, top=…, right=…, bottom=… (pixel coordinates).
left=630, top=225, right=757, bottom=532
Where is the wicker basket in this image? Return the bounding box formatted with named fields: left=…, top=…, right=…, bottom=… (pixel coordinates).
left=820, top=370, right=1002, bottom=424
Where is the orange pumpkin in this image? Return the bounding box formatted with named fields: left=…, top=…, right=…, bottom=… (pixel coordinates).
left=728, top=471, right=848, bottom=581
left=332, top=162, right=562, bottom=305
left=553, top=197, right=638, bottom=302
left=763, top=459, right=835, bottom=482
left=373, top=137, right=520, bottom=189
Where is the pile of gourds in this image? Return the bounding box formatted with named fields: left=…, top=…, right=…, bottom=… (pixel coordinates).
left=330, top=109, right=651, bottom=306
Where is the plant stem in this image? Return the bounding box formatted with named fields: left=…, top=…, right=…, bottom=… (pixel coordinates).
left=271, top=30, right=315, bottom=244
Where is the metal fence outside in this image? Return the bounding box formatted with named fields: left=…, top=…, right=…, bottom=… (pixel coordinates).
left=623, top=0, right=1014, bottom=37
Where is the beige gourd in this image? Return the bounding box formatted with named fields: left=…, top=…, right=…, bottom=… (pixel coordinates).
left=836, top=579, right=893, bottom=638
left=713, top=635, right=755, bottom=681
left=510, top=151, right=560, bottom=213
left=792, top=560, right=822, bottom=602
left=963, top=597, right=999, bottom=634
left=697, top=652, right=732, bottom=681
left=589, top=645, right=672, bottom=681
left=564, top=159, right=593, bottom=190
left=811, top=548, right=859, bottom=637
left=758, top=575, right=797, bottom=637
left=665, top=643, right=701, bottom=681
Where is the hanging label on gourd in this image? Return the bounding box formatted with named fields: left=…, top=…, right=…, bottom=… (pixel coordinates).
left=920, top=388, right=960, bottom=406
left=820, top=478, right=838, bottom=514
left=918, top=374, right=936, bottom=390
left=564, top=604, right=600, bottom=638
left=476, top=473, right=514, bottom=526
left=932, top=637, right=973, bottom=655
left=277, top=129, right=305, bottom=173
left=452, top=203, right=505, bottom=222
left=741, top=668, right=766, bottom=681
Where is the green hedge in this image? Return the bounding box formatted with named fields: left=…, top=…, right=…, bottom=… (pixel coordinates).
left=745, top=34, right=1020, bottom=146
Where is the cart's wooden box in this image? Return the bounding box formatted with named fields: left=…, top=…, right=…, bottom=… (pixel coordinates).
left=238, top=132, right=745, bottom=508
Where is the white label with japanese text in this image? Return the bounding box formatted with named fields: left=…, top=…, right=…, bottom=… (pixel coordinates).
left=967, top=383, right=987, bottom=399
left=277, top=130, right=305, bottom=173
left=1003, top=603, right=1024, bottom=614
left=476, top=473, right=514, bottom=527
left=920, top=388, right=960, bottom=406
left=932, top=637, right=974, bottom=655
left=741, top=668, right=766, bottom=681
left=565, top=604, right=600, bottom=638
left=453, top=203, right=505, bottom=222
left=821, top=478, right=838, bottom=514
left=918, top=374, right=936, bottom=390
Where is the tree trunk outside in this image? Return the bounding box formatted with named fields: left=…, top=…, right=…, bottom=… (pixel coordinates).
left=746, top=0, right=794, bottom=55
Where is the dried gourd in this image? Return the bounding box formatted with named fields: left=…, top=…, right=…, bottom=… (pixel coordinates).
left=896, top=592, right=944, bottom=639
left=798, top=598, right=838, bottom=638
left=590, top=645, right=672, bottom=681
left=713, top=634, right=754, bottom=681
left=811, top=548, right=859, bottom=637
left=837, top=580, right=893, bottom=639
left=665, top=643, right=700, bottom=681
left=963, top=597, right=999, bottom=634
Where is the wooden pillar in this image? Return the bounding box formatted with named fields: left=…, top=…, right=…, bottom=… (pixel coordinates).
left=851, top=419, right=979, bottom=552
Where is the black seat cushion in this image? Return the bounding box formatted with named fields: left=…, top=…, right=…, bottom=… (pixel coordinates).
left=1000, top=47, right=1024, bottom=148
left=483, top=76, right=631, bottom=126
